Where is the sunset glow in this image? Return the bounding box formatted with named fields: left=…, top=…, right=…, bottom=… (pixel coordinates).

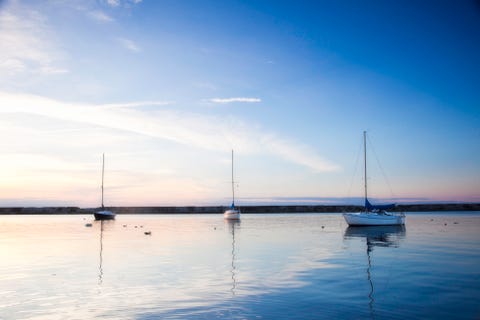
left=0, top=0, right=479, bottom=206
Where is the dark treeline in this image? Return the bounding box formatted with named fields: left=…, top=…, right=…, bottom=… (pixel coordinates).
left=0, top=203, right=479, bottom=214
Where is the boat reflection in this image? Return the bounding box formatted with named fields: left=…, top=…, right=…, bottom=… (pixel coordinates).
left=344, top=225, right=406, bottom=250
left=98, top=220, right=104, bottom=285
left=225, top=219, right=240, bottom=296
left=344, top=226, right=406, bottom=319
left=97, top=220, right=114, bottom=285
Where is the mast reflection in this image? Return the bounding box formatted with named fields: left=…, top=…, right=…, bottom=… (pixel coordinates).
left=344, top=226, right=406, bottom=319
left=97, top=220, right=114, bottom=285
left=98, top=220, right=104, bottom=285
left=226, top=219, right=240, bottom=296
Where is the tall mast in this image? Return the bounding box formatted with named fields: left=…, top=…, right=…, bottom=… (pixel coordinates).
left=101, top=153, right=105, bottom=209
left=231, top=150, right=235, bottom=207
left=363, top=131, right=367, bottom=203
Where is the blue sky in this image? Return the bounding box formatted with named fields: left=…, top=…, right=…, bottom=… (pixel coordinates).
left=0, top=0, right=479, bottom=206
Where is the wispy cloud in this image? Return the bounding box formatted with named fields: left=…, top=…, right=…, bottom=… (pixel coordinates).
left=0, top=92, right=339, bottom=173
left=88, top=10, right=114, bottom=23
left=104, top=0, right=143, bottom=8
left=0, top=59, right=27, bottom=74
left=38, top=66, right=69, bottom=75
left=210, top=97, right=261, bottom=104
left=106, top=0, right=120, bottom=7
left=117, top=37, right=141, bottom=52
left=0, top=4, right=68, bottom=76
left=261, top=135, right=340, bottom=172
left=100, top=101, right=173, bottom=109
left=194, top=82, right=218, bottom=91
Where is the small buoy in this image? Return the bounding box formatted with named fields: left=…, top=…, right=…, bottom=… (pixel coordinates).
left=214, top=227, right=216, bottom=230
left=85, top=223, right=92, bottom=227
left=123, top=224, right=127, bottom=227
left=135, top=226, right=138, bottom=228
left=321, top=226, right=325, bottom=229
left=144, top=231, right=151, bottom=235
left=453, top=222, right=459, bottom=224
left=444, top=223, right=447, bottom=226
left=430, top=219, right=434, bottom=221
left=140, top=226, right=143, bottom=228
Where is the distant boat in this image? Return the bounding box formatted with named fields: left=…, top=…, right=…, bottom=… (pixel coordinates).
left=224, top=150, right=240, bottom=220
left=343, top=132, right=405, bottom=226
left=94, top=153, right=115, bottom=221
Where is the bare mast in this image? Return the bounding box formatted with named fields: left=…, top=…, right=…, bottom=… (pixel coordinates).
left=101, top=153, right=105, bottom=209
left=231, top=150, right=235, bottom=208
left=363, top=131, right=368, bottom=210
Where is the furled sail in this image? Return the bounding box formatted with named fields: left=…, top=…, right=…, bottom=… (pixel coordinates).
left=365, top=198, right=395, bottom=211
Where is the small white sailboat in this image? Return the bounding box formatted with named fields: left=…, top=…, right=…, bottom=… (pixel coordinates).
left=224, top=150, right=240, bottom=220
left=94, top=153, right=116, bottom=221
left=343, top=132, right=405, bottom=226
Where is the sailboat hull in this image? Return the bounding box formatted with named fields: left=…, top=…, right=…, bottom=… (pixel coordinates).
left=343, top=212, right=405, bottom=226
left=224, top=209, right=240, bottom=220
left=344, top=132, right=406, bottom=227
left=95, top=210, right=116, bottom=221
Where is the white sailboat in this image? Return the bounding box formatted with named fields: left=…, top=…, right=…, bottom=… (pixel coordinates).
left=224, top=150, right=240, bottom=220
left=343, top=132, right=405, bottom=226
left=94, top=153, right=116, bottom=221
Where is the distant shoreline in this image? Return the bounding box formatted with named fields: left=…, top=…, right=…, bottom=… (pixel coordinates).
left=0, top=203, right=479, bottom=214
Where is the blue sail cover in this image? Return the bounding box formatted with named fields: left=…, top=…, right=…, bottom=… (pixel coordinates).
left=230, top=202, right=235, bottom=209
left=365, top=198, right=395, bottom=211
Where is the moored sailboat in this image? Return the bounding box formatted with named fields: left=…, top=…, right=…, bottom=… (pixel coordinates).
left=94, top=153, right=115, bottom=221
left=224, top=150, right=240, bottom=220
left=343, top=132, right=405, bottom=226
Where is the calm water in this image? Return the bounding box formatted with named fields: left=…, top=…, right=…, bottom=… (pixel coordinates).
left=1, top=212, right=479, bottom=319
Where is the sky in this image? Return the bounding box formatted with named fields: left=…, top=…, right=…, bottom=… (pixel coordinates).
left=0, top=0, right=479, bottom=207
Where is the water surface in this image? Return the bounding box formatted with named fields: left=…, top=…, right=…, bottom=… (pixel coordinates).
left=1, top=213, right=479, bottom=319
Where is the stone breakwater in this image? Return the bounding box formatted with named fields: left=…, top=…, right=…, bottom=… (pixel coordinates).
left=0, top=203, right=479, bottom=214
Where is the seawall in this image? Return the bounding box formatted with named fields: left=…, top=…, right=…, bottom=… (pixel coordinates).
left=0, top=203, right=479, bottom=214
